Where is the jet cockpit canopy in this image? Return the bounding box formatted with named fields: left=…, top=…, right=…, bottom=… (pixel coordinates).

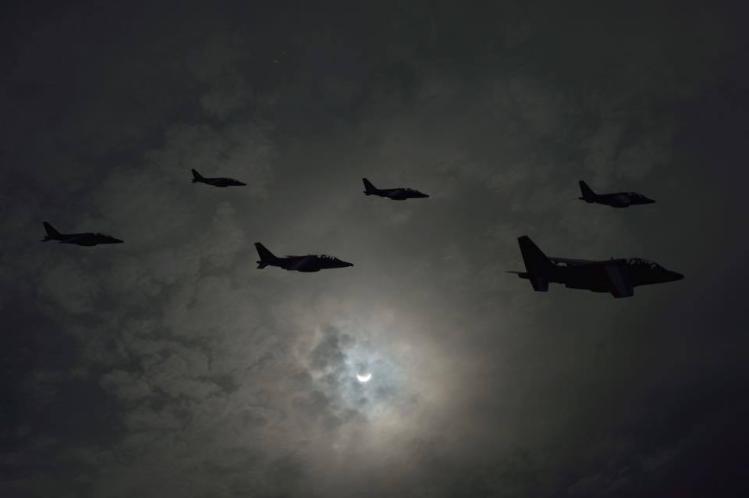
left=628, top=258, right=663, bottom=270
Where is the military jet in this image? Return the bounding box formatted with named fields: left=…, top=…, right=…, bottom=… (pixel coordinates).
left=42, top=222, right=123, bottom=246
left=509, top=236, right=683, bottom=298
left=578, top=180, right=655, bottom=208
left=191, top=169, right=246, bottom=187
left=254, top=243, right=353, bottom=272
left=362, top=178, right=429, bottom=200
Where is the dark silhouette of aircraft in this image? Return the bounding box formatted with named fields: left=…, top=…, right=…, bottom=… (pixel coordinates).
left=509, top=235, right=683, bottom=298
left=192, top=169, right=246, bottom=187
left=362, top=178, right=429, bottom=200
left=254, top=243, right=353, bottom=272
left=578, top=180, right=654, bottom=208
left=42, top=222, right=123, bottom=246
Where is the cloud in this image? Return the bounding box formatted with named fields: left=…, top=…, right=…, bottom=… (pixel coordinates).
left=1, top=2, right=748, bottom=497
left=40, top=261, right=101, bottom=314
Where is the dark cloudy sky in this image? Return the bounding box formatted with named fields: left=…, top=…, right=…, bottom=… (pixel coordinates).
left=2, top=1, right=748, bottom=497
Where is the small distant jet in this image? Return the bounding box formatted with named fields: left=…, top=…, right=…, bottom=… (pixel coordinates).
left=42, top=222, right=123, bottom=246
left=362, top=178, right=429, bottom=200
left=509, top=235, right=683, bottom=298
left=578, top=180, right=654, bottom=208
left=191, top=169, right=246, bottom=187
left=254, top=243, right=353, bottom=272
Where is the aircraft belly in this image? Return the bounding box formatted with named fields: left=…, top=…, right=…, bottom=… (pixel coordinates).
left=557, top=267, right=609, bottom=291
left=298, top=268, right=320, bottom=272
left=563, top=281, right=608, bottom=292
left=69, top=236, right=97, bottom=246
left=295, top=260, right=320, bottom=272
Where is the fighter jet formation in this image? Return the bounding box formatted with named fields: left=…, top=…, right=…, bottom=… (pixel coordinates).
left=42, top=222, right=123, bottom=246
left=578, top=180, right=655, bottom=208
left=42, top=167, right=682, bottom=298
left=192, top=169, right=246, bottom=187
left=255, top=243, right=353, bottom=272
left=510, top=236, right=683, bottom=298
left=362, top=178, right=429, bottom=200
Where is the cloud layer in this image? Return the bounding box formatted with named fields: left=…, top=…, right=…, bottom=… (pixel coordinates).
left=1, top=2, right=748, bottom=497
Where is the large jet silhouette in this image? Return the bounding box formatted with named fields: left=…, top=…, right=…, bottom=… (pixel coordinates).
left=362, top=178, right=429, bottom=200
left=42, top=222, right=123, bottom=246
left=578, top=180, right=654, bottom=208
left=510, top=236, right=683, bottom=298
left=192, top=169, right=246, bottom=187
left=254, top=243, right=353, bottom=272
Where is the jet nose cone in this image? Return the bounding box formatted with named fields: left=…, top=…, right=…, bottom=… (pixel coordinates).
left=113, top=238, right=124, bottom=244
left=670, top=271, right=684, bottom=281
left=343, top=261, right=354, bottom=268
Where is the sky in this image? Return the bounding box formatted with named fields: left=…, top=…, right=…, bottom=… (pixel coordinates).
left=1, top=1, right=748, bottom=497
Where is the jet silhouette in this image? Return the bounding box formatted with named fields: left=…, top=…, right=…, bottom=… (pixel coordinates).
left=510, top=236, right=683, bottom=298
left=578, top=180, right=654, bottom=208
left=42, top=222, right=123, bottom=246
left=192, top=169, right=246, bottom=187
left=362, top=178, right=429, bottom=200
left=254, top=243, right=353, bottom=272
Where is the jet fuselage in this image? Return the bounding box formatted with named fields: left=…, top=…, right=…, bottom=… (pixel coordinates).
left=275, top=255, right=353, bottom=272
left=582, top=192, right=655, bottom=208
left=199, top=177, right=246, bottom=187
left=541, top=259, right=682, bottom=291
left=57, top=233, right=124, bottom=246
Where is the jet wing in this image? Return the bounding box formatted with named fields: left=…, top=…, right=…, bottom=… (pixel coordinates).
left=290, top=256, right=316, bottom=271
left=605, top=264, right=633, bottom=298
left=67, top=234, right=91, bottom=243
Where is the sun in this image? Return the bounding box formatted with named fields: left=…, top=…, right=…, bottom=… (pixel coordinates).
left=356, top=372, right=372, bottom=383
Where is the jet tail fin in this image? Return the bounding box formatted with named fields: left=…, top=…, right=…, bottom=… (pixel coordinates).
left=254, top=242, right=277, bottom=269
left=362, top=178, right=378, bottom=195
left=518, top=236, right=552, bottom=292
left=578, top=180, right=596, bottom=201
left=42, top=222, right=61, bottom=241
left=191, top=169, right=204, bottom=183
